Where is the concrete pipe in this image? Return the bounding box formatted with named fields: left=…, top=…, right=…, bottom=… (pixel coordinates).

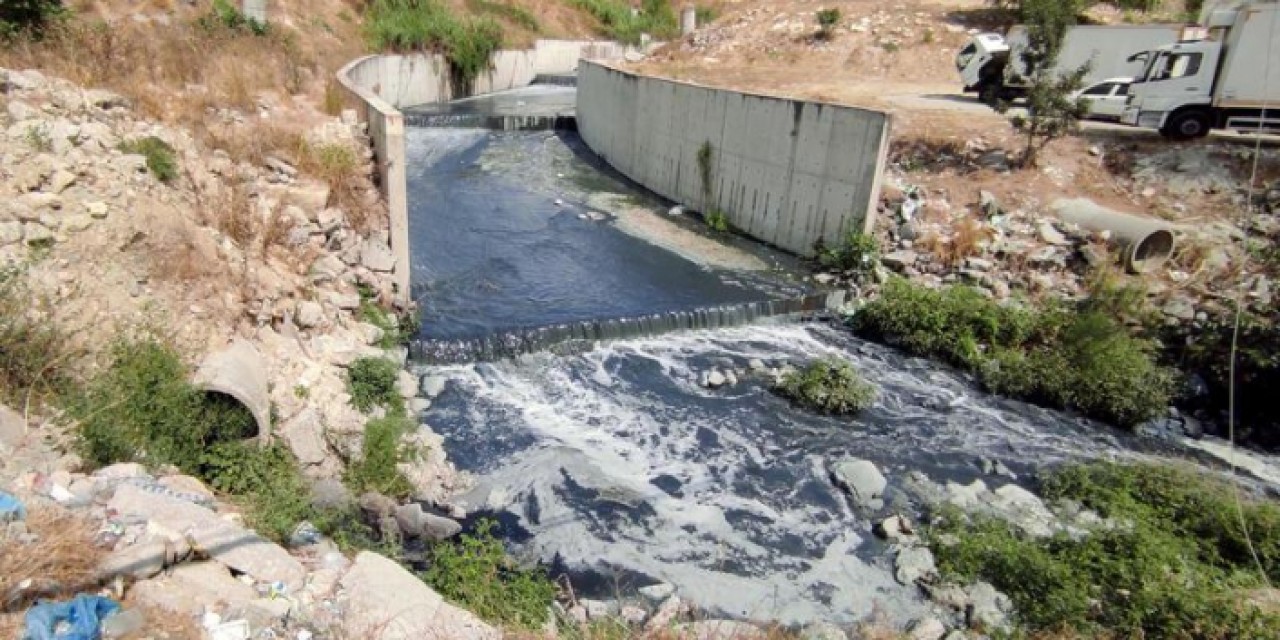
left=1050, top=198, right=1176, bottom=274
left=193, top=339, right=271, bottom=443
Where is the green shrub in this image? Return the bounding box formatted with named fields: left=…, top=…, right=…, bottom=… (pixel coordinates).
left=704, top=209, right=730, bottom=233
left=695, top=5, right=718, bottom=25
left=853, top=279, right=1173, bottom=427
left=357, top=289, right=421, bottom=349
left=343, top=414, right=416, bottom=499
left=931, top=462, right=1280, bottom=637
left=816, top=230, right=879, bottom=275
left=572, top=0, right=677, bottom=45
left=773, top=357, right=877, bottom=415
left=465, top=0, right=539, bottom=31
left=0, top=0, right=63, bottom=38
left=69, top=338, right=240, bottom=469
left=346, top=356, right=402, bottom=413
left=199, top=441, right=313, bottom=540
left=364, top=0, right=503, bottom=93
left=199, top=0, right=269, bottom=35
left=118, top=137, right=178, bottom=183
left=0, top=266, right=69, bottom=407
left=815, top=8, right=840, bottom=38
left=424, top=519, right=558, bottom=629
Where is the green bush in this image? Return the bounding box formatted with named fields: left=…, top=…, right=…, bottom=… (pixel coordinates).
left=817, top=230, right=879, bottom=276
left=69, top=338, right=254, bottom=469
left=198, top=0, right=269, bottom=35
left=118, top=137, right=178, bottom=183
left=853, top=279, right=1173, bottom=427
left=424, top=519, right=558, bottom=629
left=346, top=356, right=402, bottom=413
left=816, top=8, right=841, bottom=38
left=704, top=209, right=730, bottom=233
left=0, top=0, right=63, bottom=38
left=364, top=0, right=503, bottom=93
left=932, top=462, right=1280, bottom=637
left=773, top=357, right=877, bottom=415
left=343, top=414, right=416, bottom=499
left=572, top=0, right=677, bottom=45
left=358, top=286, right=419, bottom=349
left=0, top=266, right=69, bottom=407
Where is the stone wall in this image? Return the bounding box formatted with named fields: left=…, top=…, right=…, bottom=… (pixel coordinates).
left=576, top=61, right=891, bottom=256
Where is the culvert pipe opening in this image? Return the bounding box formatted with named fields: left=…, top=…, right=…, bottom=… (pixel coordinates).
left=1050, top=197, right=1177, bottom=274
left=193, top=339, right=272, bottom=443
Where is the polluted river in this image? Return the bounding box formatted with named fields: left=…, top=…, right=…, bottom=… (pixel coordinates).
left=399, top=86, right=1277, bottom=627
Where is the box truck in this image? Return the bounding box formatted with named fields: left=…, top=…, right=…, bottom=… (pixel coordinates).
left=1121, top=1, right=1280, bottom=138
left=956, top=24, right=1186, bottom=106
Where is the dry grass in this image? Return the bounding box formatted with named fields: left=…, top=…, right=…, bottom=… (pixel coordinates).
left=918, top=215, right=992, bottom=269
left=0, top=505, right=108, bottom=613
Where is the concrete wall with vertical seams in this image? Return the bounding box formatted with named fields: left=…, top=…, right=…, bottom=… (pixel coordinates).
left=576, top=61, right=890, bottom=256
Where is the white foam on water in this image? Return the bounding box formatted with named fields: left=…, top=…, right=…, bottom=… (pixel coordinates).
left=421, top=323, right=1280, bottom=626
left=405, top=128, right=489, bottom=171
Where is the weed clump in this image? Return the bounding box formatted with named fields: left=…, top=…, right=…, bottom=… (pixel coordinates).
left=424, top=519, right=558, bottom=629
left=853, top=279, right=1172, bottom=427
left=363, top=0, right=503, bottom=94
left=773, top=357, right=876, bottom=415
left=118, top=136, right=178, bottom=183
left=357, top=286, right=418, bottom=348
left=932, top=462, right=1280, bottom=637
left=465, top=0, right=540, bottom=32
left=573, top=0, right=677, bottom=45
left=346, top=356, right=402, bottom=413
left=816, top=8, right=841, bottom=39
left=817, top=230, right=879, bottom=276
left=0, top=266, right=69, bottom=407
left=343, top=414, right=417, bottom=499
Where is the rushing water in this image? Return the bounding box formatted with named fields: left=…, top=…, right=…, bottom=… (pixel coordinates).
left=420, top=323, right=1162, bottom=625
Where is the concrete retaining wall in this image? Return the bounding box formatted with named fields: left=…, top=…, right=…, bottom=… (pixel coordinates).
left=337, top=41, right=630, bottom=301
left=576, top=61, right=891, bottom=256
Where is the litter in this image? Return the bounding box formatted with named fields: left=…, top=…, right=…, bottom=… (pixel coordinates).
left=23, top=594, right=121, bottom=640
left=206, top=620, right=250, bottom=640
left=0, top=491, right=25, bottom=521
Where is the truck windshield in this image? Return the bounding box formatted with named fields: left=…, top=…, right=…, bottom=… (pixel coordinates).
left=1149, top=52, right=1203, bottom=81
left=956, top=42, right=977, bottom=71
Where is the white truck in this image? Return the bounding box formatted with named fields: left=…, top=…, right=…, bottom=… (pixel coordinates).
left=1121, top=1, right=1280, bottom=139
left=956, top=24, right=1186, bottom=106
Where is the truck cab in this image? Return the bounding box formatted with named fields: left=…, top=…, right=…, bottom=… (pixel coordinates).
left=956, top=33, right=1010, bottom=99
left=1121, top=40, right=1222, bottom=138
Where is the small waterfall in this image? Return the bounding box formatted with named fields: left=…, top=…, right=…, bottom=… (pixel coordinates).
left=404, top=113, right=576, bottom=131
left=411, top=293, right=841, bottom=364
left=531, top=73, right=577, bottom=87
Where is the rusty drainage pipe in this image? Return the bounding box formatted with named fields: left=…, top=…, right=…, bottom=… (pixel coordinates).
left=1050, top=198, right=1176, bottom=274
left=193, top=339, right=271, bottom=442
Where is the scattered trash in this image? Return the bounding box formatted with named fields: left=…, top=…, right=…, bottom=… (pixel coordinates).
left=206, top=620, right=250, bottom=640
left=295, top=630, right=314, bottom=640
left=287, top=521, right=321, bottom=548
left=48, top=484, right=75, bottom=504
left=668, top=205, right=685, bottom=216
left=23, top=594, right=120, bottom=640
left=0, top=491, right=25, bottom=521
left=100, top=608, right=146, bottom=639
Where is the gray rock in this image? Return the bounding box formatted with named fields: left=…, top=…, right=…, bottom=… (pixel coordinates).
left=978, top=190, right=1001, bottom=217
left=396, top=369, right=419, bottom=399
left=395, top=503, right=462, bottom=541
left=898, top=221, right=920, bottom=241
left=895, top=546, right=937, bottom=585
left=674, top=620, right=765, bottom=640
left=130, top=562, right=256, bottom=616
left=907, top=617, right=947, bottom=640
left=98, top=540, right=168, bottom=580
left=310, top=254, right=346, bottom=283
left=340, top=551, right=500, bottom=639
left=0, top=222, right=23, bottom=246
left=801, top=621, right=848, bottom=640
left=1037, top=221, right=1071, bottom=246
left=966, top=581, right=1012, bottom=631
left=421, top=375, right=448, bottom=398
left=109, top=484, right=305, bottom=590
left=881, top=250, right=917, bottom=271
left=875, top=514, right=913, bottom=541
left=85, top=201, right=109, bottom=219
left=22, top=222, right=53, bottom=245
left=580, top=598, right=615, bottom=620
left=1162, top=297, right=1196, bottom=321
left=923, top=582, right=970, bottom=611
left=704, top=369, right=727, bottom=388
left=408, top=398, right=432, bottom=414
left=328, top=290, right=361, bottom=310
left=620, top=605, right=647, bottom=625
left=46, top=169, right=76, bottom=194
left=360, top=239, right=396, bottom=272
left=747, top=359, right=767, bottom=372
left=359, top=492, right=398, bottom=520
left=638, top=582, right=676, bottom=602
left=101, top=608, right=146, bottom=639
left=311, top=479, right=353, bottom=511
left=295, top=300, right=324, bottom=328
left=829, top=458, right=887, bottom=507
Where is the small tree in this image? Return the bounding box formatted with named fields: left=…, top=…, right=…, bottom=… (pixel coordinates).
left=997, top=0, right=1090, bottom=168
left=0, top=0, right=63, bottom=38
left=816, top=8, right=841, bottom=39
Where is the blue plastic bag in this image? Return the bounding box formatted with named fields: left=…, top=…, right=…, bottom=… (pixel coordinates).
left=0, top=490, right=25, bottom=521
left=23, top=594, right=121, bottom=640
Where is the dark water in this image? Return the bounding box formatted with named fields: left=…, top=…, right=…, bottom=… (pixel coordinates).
left=404, top=127, right=811, bottom=362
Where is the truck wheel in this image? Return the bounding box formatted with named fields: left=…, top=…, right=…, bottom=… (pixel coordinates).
left=1161, top=110, right=1212, bottom=140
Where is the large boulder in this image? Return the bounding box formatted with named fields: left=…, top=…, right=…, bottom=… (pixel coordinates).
left=108, top=484, right=305, bottom=590
left=339, top=551, right=499, bottom=639
left=130, top=562, right=256, bottom=615
left=829, top=458, right=887, bottom=508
